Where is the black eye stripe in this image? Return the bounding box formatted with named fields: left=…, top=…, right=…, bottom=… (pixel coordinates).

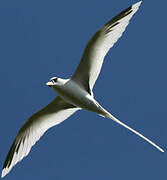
left=52, top=78, right=58, bottom=83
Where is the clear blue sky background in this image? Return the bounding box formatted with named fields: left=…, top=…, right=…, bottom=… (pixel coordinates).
left=0, top=0, right=167, bottom=179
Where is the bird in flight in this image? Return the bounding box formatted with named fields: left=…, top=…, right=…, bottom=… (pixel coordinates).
left=2, top=1, right=164, bottom=178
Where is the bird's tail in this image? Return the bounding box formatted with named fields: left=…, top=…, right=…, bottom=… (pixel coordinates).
left=101, top=108, right=164, bottom=152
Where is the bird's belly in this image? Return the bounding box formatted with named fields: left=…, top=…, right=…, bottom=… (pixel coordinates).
left=53, top=81, right=103, bottom=114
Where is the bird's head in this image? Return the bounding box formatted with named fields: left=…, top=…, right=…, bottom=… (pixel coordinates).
left=46, top=77, right=68, bottom=88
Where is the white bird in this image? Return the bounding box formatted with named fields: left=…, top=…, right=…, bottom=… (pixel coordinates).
left=2, top=1, right=164, bottom=178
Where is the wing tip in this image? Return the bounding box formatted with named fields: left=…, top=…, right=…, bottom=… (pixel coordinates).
left=132, top=1, right=142, bottom=10
left=1, top=168, right=9, bottom=178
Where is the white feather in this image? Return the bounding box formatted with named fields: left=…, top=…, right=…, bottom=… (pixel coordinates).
left=72, top=1, right=142, bottom=90
left=1, top=97, right=79, bottom=178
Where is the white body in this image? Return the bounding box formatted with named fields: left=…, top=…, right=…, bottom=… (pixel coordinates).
left=2, top=1, right=164, bottom=178
left=52, top=79, right=105, bottom=115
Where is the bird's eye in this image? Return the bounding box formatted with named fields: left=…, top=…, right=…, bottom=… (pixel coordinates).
left=52, top=78, right=58, bottom=83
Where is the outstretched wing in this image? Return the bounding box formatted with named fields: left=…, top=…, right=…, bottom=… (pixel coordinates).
left=72, top=1, right=142, bottom=91
left=2, top=96, right=79, bottom=178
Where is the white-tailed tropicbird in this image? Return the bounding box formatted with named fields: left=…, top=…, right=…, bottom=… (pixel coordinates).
left=2, top=1, right=164, bottom=178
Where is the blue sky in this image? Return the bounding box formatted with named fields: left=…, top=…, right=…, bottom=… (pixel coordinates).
left=0, top=0, right=167, bottom=179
